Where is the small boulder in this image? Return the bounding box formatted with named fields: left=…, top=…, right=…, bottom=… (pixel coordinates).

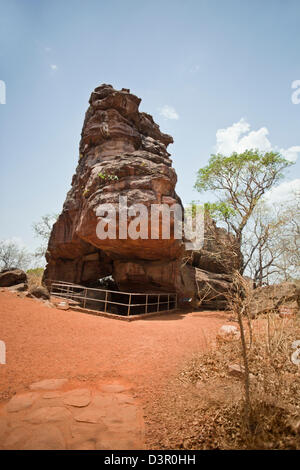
left=29, top=378, right=68, bottom=391
left=217, top=325, right=240, bottom=341
left=0, top=269, right=27, bottom=287
left=27, top=286, right=50, bottom=300
left=63, top=389, right=91, bottom=407
left=8, top=283, right=28, bottom=292
left=100, top=383, right=128, bottom=393
left=6, top=392, right=38, bottom=412
left=228, top=364, right=255, bottom=380
left=56, top=301, right=69, bottom=310
left=219, top=325, right=239, bottom=336
left=287, top=417, right=300, bottom=434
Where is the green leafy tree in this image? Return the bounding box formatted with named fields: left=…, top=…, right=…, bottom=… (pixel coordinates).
left=194, top=149, right=293, bottom=273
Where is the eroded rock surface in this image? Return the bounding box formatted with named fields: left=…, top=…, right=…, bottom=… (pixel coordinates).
left=0, top=269, right=27, bottom=288
left=44, top=84, right=184, bottom=291
left=43, top=84, right=240, bottom=308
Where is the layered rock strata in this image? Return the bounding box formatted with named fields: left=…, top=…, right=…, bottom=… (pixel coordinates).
left=44, top=84, right=240, bottom=310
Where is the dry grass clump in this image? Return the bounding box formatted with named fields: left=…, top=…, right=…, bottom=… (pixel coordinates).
left=26, top=268, right=44, bottom=290
left=145, top=315, right=300, bottom=450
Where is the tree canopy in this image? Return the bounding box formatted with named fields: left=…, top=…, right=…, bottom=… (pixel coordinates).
left=194, top=149, right=293, bottom=246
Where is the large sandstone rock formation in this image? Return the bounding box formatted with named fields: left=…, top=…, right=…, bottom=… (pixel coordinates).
left=44, top=84, right=240, bottom=309
left=113, top=217, right=241, bottom=310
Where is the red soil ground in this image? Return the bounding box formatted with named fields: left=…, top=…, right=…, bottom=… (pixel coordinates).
left=0, top=291, right=230, bottom=403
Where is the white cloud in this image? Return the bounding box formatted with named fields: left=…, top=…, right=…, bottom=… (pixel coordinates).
left=215, top=118, right=300, bottom=162
left=45, top=47, right=51, bottom=52
left=263, top=178, right=300, bottom=204
left=216, top=118, right=271, bottom=155
left=159, top=105, right=179, bottom=120
left=50, top=64, right=58, bottom=71
left=280, top=146, right=300, bottom=163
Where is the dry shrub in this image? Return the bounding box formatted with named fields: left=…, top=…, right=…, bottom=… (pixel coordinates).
left=26, top=268, right=44, bottom=290
left=146, top=314, right=300, bottom=450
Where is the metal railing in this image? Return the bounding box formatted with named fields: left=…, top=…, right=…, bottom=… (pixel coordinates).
left=50, top=281, right=177, bottom=317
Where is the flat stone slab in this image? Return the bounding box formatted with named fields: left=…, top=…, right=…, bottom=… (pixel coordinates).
left=103, top=404, right=137, bottom=426
left=6, top=392, right=37, bottom=412
left=3, top=426, right=29, bottom=449
left=24, top=406, right=71, bottom=424
left=100, top=384, right=128, bottom=393
left=91, top=393, right=117, bottom=409
left=70, top=422, right=100, bottom=440
left=115, top=394, right=135, bottom=405
left=70, top=422, right=104, bottom=449
left=22, top=424, right=66, bottom=450
left=29, top=378, right=68, bottom=391
left=0, top=380, right=143, bottom=450
left=63, top=388, right=91, bottom=407
left=96, top=432, right=140, bottom=450
left=74, top=406, right=108, bottom=424
left=75, top=440, right=96, bottom=450
left=42, top=391, right=66, bottom=399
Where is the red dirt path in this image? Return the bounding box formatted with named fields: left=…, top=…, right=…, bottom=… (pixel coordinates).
left=0, top=291, right=229, bottom=402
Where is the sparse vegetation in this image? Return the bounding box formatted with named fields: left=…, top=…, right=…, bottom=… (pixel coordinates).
left=194, top=149, right=294, bottom=279
left=0, top=239, right=32, bottom=271
left=98, top=171, right=119, bottom=182
left=146, top=313, right=300, bottom=450
left=32, top=213, right=58, bottom=259
left=26, top=267, right=44, bottom=289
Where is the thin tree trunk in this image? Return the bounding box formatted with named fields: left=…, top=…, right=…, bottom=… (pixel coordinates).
left=237, top=305, right=253, bottom=432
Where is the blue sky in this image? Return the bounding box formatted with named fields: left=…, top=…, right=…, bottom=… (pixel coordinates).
left=0, top=0, right=300, bottom=253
